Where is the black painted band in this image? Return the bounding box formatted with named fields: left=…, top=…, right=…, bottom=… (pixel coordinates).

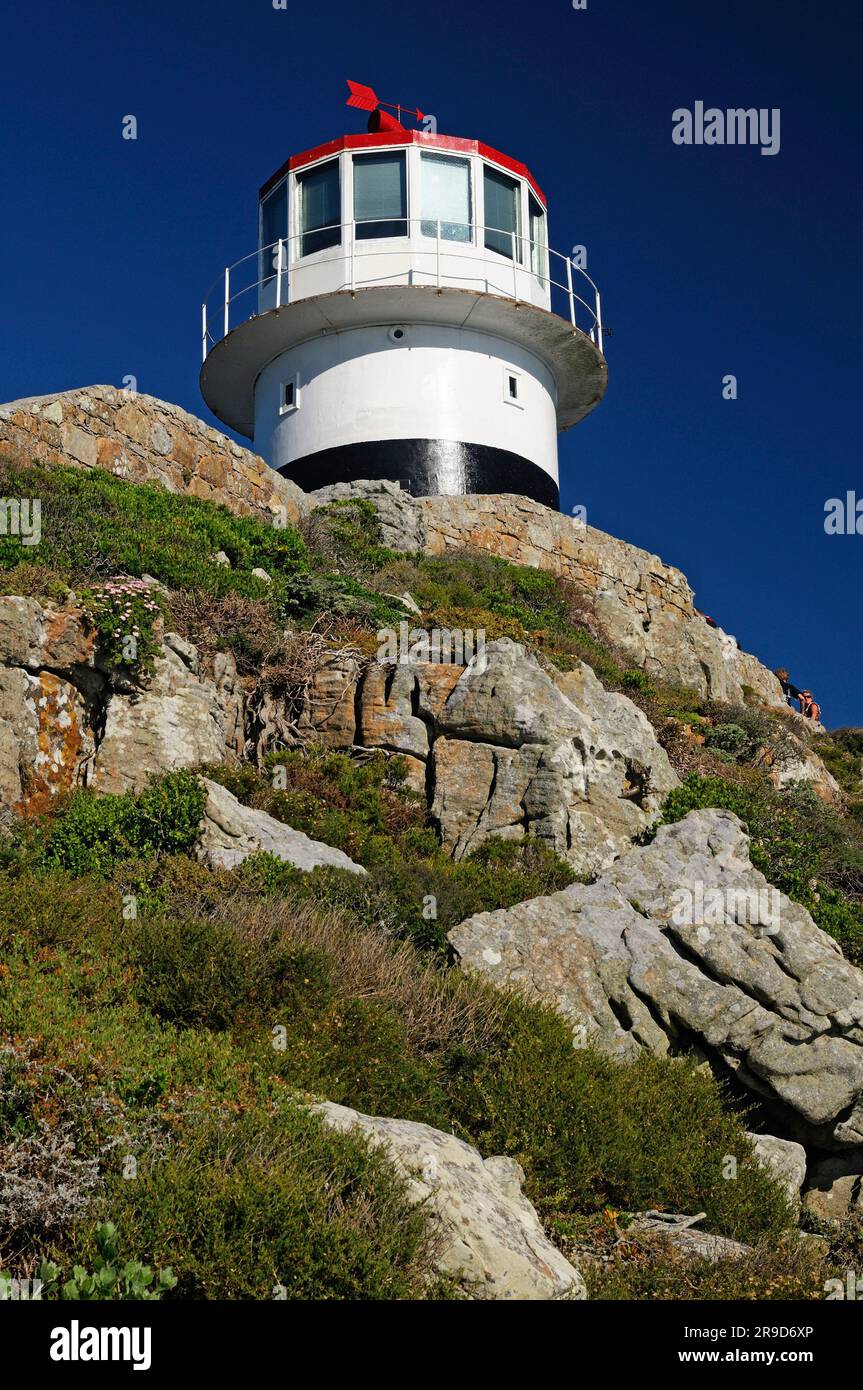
left=278, top=439, right=560, bottom=510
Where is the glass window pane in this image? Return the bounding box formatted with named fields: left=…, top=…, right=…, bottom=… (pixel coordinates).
left=529, top=194, right=547, bottom=283
left=421, top=153, right=471, bottom=241
left=484, top=166, right=521, bottom=259
left=353, top=152, right=407, bottom=239
left=260, top=180, right=288, bottom=287
left=298, top=159, right=341, bottom=257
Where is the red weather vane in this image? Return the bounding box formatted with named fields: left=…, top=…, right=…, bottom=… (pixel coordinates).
left=346, top=80, right=425, bottom=126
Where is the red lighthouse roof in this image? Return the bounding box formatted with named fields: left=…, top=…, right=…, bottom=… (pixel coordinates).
left=259, top=130, right=547, bottom=208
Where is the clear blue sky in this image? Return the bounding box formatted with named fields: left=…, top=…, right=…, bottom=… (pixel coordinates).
left=1, top=0, right=861, bottom=726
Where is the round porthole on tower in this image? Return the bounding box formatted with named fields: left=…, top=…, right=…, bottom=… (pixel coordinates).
left=199, top=80, right=608, bottom=510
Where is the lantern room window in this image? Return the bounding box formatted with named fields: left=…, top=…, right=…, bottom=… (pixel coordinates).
left=483, top=166, right=522, bottom=261
left=353, top=152, right=408, bottom=239
left=297, top=159, right=341, bottom=257
left=529, top=193, right=547, bottom=285
left=420, top=153, right=472, bottom=242
left=261, top=180, right=287, bottom=254
left=260, top=179, right=287, bottom=288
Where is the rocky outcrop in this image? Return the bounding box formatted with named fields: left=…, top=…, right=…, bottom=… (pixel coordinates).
left=429, top=642, right=678, bottom=871
left=196, top=777, right=366, bottom=874
left=91, top=634, right=233, bottom=794
left=0, top=386, right=303, bottom=528
left=296, top=639, right=678, bottom=875
left=309, top=482, right=786, bottom=709
left=0, top=596, right=675, bottom=880
left=314, top=1101, right=585, bottom=1299
left=755, top=728, right=841, bottom=800
left=0, top=596, right=242, bottom=810
left=450, top=809, right=863, bottom=1150
left=1, top=386, right=791, bottom=709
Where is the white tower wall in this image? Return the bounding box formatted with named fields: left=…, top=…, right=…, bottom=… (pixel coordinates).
left=254, top=323, right=559, bottom=490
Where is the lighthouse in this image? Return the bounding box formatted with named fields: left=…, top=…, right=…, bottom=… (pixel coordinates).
left=200, top=84, right=607, bottom=511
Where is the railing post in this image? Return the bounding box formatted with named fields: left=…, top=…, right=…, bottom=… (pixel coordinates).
left=512, top=231, right=518, bottom=300
left=350, top=221, right=355, bottom=292
left=201, top=304, right=207, bottom=363
left=275, top=239, right=284, bottom=309
left=436, top=219, right=441, bottom=290
left=223, top=267, right=230, bottom=339
left=595, top=289, right=603, bottom=355
left=566, top=254, right=575, bottom=326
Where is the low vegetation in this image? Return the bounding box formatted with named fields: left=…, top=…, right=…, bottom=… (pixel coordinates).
left=2, top=454, right=862, bottom=1300
left=0, top=772, right=802, bottom=1297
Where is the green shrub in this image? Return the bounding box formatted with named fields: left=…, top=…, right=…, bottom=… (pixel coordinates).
left=0, top=457, right=405, bottom=637
left=38, top=771, right=206, bottom=878
left=128, top=915, right=257, bottom=1031
left=704, top=704, right=771, bottom=760
left=34, top=1223, right=176, bottom=1301
left=0, top=458, right=308, bottom=600
left=813, top=729, right=863, bottom=799
left=127, top=909, right=343, bottom=1033
left=621, top=669, right=656, bottom=696
left=95, top=1105, right=434, bottom=1300
left=305, top=499, right=399, bottom=578
left=706, top=722, right=755, bottom=763
left=372, top=549, right=626, bottom=682
left=447, top=999, right=793, bottom=1242
left=0, top=869, right=119, bottom=953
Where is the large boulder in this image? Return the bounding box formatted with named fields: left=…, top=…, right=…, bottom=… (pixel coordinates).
left=90, top=634, right=231, bottom=794
left=429, top=642, right=677, bottom=871
left=746, top=1133, right=808, bottom=1209
left=314, top=1101, right=585, bottom=1300
left=450, top=809, right=863, bottom=1150
left=755, top=728, right=841, bottom=800
left=196, top=777, right=366, bottom=875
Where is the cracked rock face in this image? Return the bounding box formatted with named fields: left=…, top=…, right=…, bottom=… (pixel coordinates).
left=429, top=640, right=678, bottom=872
left=294, top=638, right=678, bottom=876
left=90, top=633, right=231, bottom=794
left=0, top=597, right=242, bottom=809
left=314, top=1101, right=585, bottom=1300
left=0, top=597, right=99, bottom=810
left=450, top=809, right=863, bottom=1150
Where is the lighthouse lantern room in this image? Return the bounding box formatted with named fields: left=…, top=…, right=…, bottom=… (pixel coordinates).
left=200, top=85, right=607, bottom=510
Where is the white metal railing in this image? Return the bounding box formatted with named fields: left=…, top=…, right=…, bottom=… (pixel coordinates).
left=201, top=219, right=603, bottom=362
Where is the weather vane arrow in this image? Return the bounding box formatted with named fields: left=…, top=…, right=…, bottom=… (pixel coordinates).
left=346, top=80, right=424, bottom=125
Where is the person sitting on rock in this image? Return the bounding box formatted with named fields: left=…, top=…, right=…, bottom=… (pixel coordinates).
left=799, top=689, right=821, bottom=721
